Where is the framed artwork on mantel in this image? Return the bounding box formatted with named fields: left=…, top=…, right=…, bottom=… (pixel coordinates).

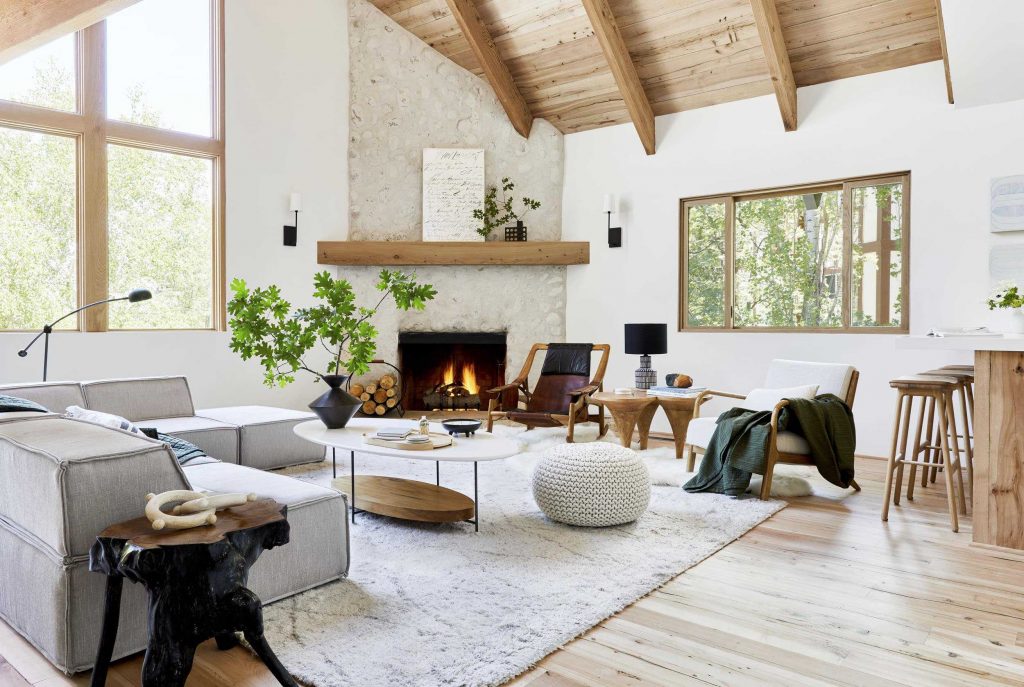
left=422, top=148, right=484, bottom=241
left=991, top=175, right=1024, bottom=232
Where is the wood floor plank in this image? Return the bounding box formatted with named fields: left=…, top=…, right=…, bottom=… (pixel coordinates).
left=2, top=440, right=1023, bottom=686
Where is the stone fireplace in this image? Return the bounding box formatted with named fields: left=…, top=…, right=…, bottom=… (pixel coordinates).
left=398, top=332, right=512, bottom=411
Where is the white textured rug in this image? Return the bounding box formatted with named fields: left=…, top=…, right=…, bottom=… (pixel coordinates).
left=266, top=425, right=785, bottom=687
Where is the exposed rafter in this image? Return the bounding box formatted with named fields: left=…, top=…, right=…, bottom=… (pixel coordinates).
left=444, top=0, right=533, bottom=139
left=749, top=0, right=798, bottom=131
left=0, top=0, right=139, bottom=65
left=580, top=0, right=655, bottom=155
left=933, top=0, right=954, bottom=104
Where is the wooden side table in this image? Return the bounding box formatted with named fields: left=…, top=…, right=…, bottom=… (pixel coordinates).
left=590, top=391, right=706, bottom=459
left=88, top=499, right=298, bottom=687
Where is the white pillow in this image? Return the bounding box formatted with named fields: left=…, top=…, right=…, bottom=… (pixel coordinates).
left=65, top=405, right=141, bottom=434
left=741, top=384, right=818, bottom=411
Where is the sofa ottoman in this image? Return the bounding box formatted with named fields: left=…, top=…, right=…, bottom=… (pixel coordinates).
left=196, top=406, right=324, bottom=470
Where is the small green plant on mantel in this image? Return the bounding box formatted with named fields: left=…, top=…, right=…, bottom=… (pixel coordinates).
left=473, top=177, right=542, bottom=239
left=987, top=282, right=1024, bottom=310
left=228, top=269, right=436, bottom=387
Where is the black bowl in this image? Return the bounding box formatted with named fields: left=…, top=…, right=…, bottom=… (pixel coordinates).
left=442, top=418, right=483, bottom=437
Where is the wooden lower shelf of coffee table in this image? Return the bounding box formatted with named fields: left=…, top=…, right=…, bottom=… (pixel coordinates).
left=331, top=475, right=475, bottom=523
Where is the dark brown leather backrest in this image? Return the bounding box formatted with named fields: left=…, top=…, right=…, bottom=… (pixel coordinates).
left=527, top=374, right=588, bottom=414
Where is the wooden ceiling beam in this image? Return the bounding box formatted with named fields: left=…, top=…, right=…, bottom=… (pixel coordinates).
left=0, top=0, right=139, bottom=65
left=581, top=0, right=655, bottom=155
left=749, top=0, right=798, bottom=131
left=933, top=0, right=954, bottom=104
left=444, top=0, right=533, bottom=138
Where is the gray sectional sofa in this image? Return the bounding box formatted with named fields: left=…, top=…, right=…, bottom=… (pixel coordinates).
left=0, top=377, right=349, bottom=675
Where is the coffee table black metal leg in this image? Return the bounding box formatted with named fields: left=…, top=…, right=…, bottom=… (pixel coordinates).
left=473, top=461, right=479, bottom=533
left=332, top=447, right=336, bottom=479
left=89, top=575, right=123, bottom=687
left=350, top=450, right=356, bottom=524
left=436, top=461, right=440, bottom=486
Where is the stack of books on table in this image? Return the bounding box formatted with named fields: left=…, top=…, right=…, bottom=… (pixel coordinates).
left=647, top=386, right=707, bottom=398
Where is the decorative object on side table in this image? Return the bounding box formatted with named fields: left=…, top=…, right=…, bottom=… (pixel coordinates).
left=624, top=323, right=667, bottom=390
left=16, top=288, right=151, bottom=381
left=986, top=281, right=1024, bottom=334
left=88, top=499, right=298, bottom=687
left=227, top=269, right=436, bottom=429
left=143, top=489, right=258, bottom=530
left=604, top=194, right=622, bottom=248
left=473, top=176, right=541, bottom=241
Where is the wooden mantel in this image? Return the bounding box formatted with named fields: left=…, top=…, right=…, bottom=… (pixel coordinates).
left=317, top=241, right=589, bottom=266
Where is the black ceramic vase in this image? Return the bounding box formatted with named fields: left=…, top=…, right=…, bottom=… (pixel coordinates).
left=308, top=374, right=361, bottom=429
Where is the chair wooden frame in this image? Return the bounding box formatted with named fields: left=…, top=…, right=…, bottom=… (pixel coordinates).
left=687, top=369, right=862, bottom=500
left=485, top=343, right=610, bottom=442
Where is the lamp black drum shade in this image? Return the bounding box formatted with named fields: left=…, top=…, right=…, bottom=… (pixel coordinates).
left=624, top=323, right=667, bottom=355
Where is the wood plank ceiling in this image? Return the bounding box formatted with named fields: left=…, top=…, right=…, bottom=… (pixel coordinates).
left=370, top=0, right=944, bottom=153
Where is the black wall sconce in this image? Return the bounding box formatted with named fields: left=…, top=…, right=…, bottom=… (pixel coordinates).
left=604, top=194, right=621, bottom=247
left=284, top=192, right=301, bottom=246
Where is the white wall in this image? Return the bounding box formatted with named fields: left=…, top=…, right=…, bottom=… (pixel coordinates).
left=562, top=62, right=1024, bottom=456
left=0, top=0, right=349, bottom=411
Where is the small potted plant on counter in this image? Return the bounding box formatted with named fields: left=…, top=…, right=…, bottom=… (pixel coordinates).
left=473, top=176, right=541, bottom=242
left=987, top=281, right=1024, bottom=334
left=228, top=269, right=436, bottom=428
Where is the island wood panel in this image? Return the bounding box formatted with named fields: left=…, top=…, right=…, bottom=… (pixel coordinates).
left=973, top=350, right=1024, bottom=551
left=317, top=241, right=590, bottom=266
left=374, top=0, right=943, bottom=138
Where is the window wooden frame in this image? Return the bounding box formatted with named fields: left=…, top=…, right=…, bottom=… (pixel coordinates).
left=679, top=172, right=910, bottom=334
left=0, top=0, right=226, bottom=332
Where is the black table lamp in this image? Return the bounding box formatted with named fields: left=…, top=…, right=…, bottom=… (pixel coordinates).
left=625, top=323, right=667, bottom=390
left=17, top=288, right=152, bottom=381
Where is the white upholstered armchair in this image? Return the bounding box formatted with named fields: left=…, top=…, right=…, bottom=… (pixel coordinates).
left=685, top=359, right=861, bottom=500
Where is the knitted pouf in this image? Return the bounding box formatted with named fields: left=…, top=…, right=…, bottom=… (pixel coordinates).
left=532, top=443, right=651, bottom=527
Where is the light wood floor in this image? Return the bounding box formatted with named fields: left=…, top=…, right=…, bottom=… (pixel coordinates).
left=3, top=445, right=1024, bottom=686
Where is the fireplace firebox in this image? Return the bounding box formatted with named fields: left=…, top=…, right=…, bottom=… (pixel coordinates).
left=398, top=332, right=510, bottom=411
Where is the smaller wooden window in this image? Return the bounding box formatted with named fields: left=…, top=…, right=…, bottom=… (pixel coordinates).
left=679, top=173, right=910, bottom=333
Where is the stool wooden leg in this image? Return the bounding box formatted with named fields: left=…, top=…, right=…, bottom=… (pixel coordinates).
left=893, top=392, right=913, bottom=506
left=945, top=391, right=968, bottom=516
left=920, top=396, right=936, bottom=488
left=936, top=393, right=960, bottom=533
left=907, top=396, right=926, bottom=501
left=957, top=384, right=974, bottom=505
left=882, top=392, right=906, bottom=522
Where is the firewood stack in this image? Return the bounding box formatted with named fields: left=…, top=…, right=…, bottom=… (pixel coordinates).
left=350, top=373, right=400, bottom=416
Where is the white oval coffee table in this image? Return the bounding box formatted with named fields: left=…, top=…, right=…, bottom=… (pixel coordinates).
left=294, top=418, right=519, bottom=531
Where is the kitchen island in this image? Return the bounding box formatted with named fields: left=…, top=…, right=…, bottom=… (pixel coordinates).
left=897, top=335, right=1024, bottom=551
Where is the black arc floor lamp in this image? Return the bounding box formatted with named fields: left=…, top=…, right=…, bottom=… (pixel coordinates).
left=18, top=288, right=152, bottom=381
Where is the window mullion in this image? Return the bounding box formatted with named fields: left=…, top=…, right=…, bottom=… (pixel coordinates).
left=725, top=196, right=735, bottom=330
left=841, top=183, right=852, bottom=330
left=79, top=21, right=109, bottom=332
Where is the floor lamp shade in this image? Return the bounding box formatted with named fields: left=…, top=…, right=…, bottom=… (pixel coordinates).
left=624, top=323, right=667, bottom=389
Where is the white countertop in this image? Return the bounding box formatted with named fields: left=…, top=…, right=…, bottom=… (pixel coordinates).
left=897, top=334, right=1024, bottom=352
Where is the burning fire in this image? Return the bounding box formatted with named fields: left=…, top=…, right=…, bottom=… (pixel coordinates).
left=442, top=360, right=479, bottom=394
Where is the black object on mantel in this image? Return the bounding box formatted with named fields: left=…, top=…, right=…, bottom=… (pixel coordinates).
left=309, top=373, right=362, bottom=428
left=88, top=499, right=298, bottom=687
left=624, top=323, right=667, bottom=390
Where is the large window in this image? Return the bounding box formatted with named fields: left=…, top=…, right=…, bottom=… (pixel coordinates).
left=0, top=0, right=224, bottom=332
left=680, top=173, right=909, bottom=332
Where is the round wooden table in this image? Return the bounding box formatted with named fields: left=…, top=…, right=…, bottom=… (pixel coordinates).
left=590, top=390, right=706, bottom=459
left=294, top=418, right=519, bottom=531
left=88, top=499, right=296, bottom=687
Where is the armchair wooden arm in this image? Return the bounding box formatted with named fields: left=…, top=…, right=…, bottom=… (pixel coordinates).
left=487, top=380, right=527, bottom=395
left=692, top=389, right=747, bottom=418
left=569, top=384, right=600, bottom=398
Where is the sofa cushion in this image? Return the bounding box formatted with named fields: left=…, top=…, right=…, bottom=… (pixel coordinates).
left=196, top=406, right=323, bottom=470
left=764, top=360, right=854, bottom=400
left=138, top=415, right=239, bottom=464
left=65, top=405, right=141, bottom=433
left=686, top=416, right=810, bottom=455
left=184, top=461, right=348, bottom=601
left=82, top=376, right=195, bottom=421
left=741, top=384, right=818, bottom=412
left=0, top=416, right=188, bottom=558
left=0, top=382, right=85, bottom=413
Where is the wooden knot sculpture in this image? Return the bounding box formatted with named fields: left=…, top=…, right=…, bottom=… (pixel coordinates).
left=145, top=490, right=258, bottom=531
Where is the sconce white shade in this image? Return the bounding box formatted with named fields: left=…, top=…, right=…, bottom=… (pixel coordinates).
left=289, top=192, right=302, bottom=212
left=603, top=194, right=617, bottom=213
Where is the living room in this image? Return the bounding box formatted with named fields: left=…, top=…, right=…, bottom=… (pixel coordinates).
left=2, top=0, right=1023, bottom=685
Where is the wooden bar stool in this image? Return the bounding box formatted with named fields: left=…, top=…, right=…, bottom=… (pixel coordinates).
left=919, top=368, right=975, bottom=503
left=882, top=375, right=968, bottom=532
left=941, top=364, right=975, bottom=434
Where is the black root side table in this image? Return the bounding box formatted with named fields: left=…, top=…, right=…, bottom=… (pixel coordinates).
left=87, top=499, right=298, bottom=687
